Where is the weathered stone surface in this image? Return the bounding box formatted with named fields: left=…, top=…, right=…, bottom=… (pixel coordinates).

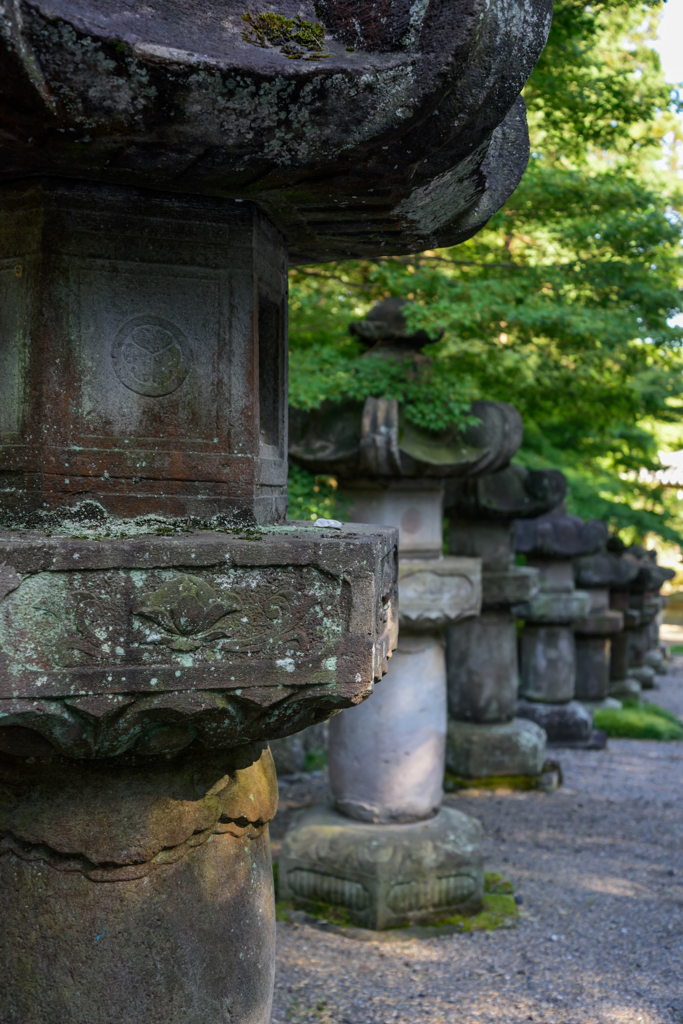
left=630, top=562, right=676, bottom=593
left=575, top=636, right=611, bottom=703
left=518, top=625, right=577, bottom=703
left=482, top=565, right=540, bottom=609
left=448, top=521, right=515, bottom=570
left=447, top=611, right=518, bottom=723
left=574, top=551, right=640, bottom=589
left=0, top=180, right=289, bottom=523
left=0, top=523, right=398, bottom=758
left=515, top=513, right=608, bottom=559
left=609, top=630, right=630, bottom=681
left=0, top=743, right=278, bottom=1024
left=574, top=610, right=624, bottom=636
left=0, top=0, right=552, bottom=262
left=584, top=587, right=611, bottom=613
left=445, top=465, right=567, bottom=522
left=279, top=804, right=483, bottom=930
left=513, top=590, right=591, bottom=624
left=609, top=676, right=641, bottom=700
left=627, top=626, right=653, bottom=668
left=516, top=698, right=593, bottom=744
left=531, top=558, right=576, bottom=593
left=628, top=664, right=656, bottom=690
left=399, top=557, right=482, bottom=631
left=446, top=717, right=547, bottom=778
left=292, top=397, right=524, bottom=482
left=340, top=481, right=446, bottom=556
left=644, top=649, right=666, bottom=673
left=328, top=635, right=446, bottom=824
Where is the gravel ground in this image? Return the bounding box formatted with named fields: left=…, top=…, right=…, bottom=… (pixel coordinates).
left=270, top=663, right=683, bottom=1024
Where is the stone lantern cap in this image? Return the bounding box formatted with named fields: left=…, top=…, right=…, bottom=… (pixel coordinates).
left=0, top=0, right=552, bottom=262
left=574, top=551, right=641, bottom=590
left=605, top=540, right=675, bottom=593
left=289, top=396, right=523, bottom=480
left=445, top=465, right=568, bottom=522
left=349, top=297, right=443, bottom=350
left=515, top=512, right=608, bottom=560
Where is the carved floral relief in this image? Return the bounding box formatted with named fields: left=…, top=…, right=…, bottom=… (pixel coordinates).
left=0, top=567, right=340, bottom=672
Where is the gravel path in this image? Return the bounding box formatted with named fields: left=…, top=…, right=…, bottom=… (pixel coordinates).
left=270, top=664, right=683, bottom=1024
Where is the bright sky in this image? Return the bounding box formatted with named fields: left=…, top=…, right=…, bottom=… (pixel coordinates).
left=651, top=0, right=683, bottom=84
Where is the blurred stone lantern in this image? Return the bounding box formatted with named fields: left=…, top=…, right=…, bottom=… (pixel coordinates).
left=281, top=299, right=529, bottom=927
left=445, top=465, right=567, bottom=780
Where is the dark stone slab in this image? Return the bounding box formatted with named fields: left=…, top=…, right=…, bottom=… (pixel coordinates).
left=445, top=465, right=567, bottom=522
left=574, top=610, right=624, bottom=637
left=515, top=513, right=608, bottom=559
left=0, top=0, right=552, bottom=262
left=516, top=698, right=593, bottom=743
left=574, top=551, right=640, bottom=589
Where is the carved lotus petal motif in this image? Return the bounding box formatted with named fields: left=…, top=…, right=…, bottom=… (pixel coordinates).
left=134, top=576, right=241, bottom=646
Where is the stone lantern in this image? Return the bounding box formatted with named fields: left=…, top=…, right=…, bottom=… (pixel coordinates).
left=0, top=1, right=551, bottom=1019
left=445, top=464, right=567, bottom=780
left=280, top=301, right=529, bottom=928
left=573, top=548, right=640, bottom=705
left=608, top=544, right=674, bottom=695
left=514, top=510, right=606, bottom=747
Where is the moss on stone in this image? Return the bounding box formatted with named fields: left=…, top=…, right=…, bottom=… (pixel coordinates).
left=273, top=865, right=518, bottom=934
left=444, top=764, right=561, bottom=792
left=242, top=12, right=329, bottom=60
left=593, top=700, right=683, bottom=741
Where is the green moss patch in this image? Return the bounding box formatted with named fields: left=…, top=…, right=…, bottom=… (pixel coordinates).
left=421, top=873, right=518, bottom=931
left=242, top=12, right=329, bottom=60
left=593, top=700, right=683, bottom=741
left=444, top=760, right=562, bottom=793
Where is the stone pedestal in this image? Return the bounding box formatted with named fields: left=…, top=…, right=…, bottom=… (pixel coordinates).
left=607, top=547, right=674, bottom=697
left=514, top=511, right=606, bottom=746
left=444, top=471, right=567, bottom=778
left=329, top=635, right=447, bottom=823
left=279, top=804, right=483, bottom=930
left=279, top=476, right=487, bottom=926
left=573, top=552, right=639, bottom=704
left=0, top=746, right=278, bottom=1024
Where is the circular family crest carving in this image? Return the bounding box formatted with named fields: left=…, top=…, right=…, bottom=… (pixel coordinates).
left=111, top=315, right=191, bottom=397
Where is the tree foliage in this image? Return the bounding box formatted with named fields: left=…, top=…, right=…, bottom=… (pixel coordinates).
left=288, top=0, right=683, bottom=540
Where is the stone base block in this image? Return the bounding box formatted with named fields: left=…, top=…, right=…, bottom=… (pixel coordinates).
left=446, top=718, right=547, bottom=779
left=516, top=698, right=592, bottom=743
left=279, top=805, right=483, bottom=930
left=629, top=665, right=656, bottom=690
left=609, top=677, right=642, bottom=700
left=644, top=649, right=667, bottom=674
left=547, top=729, right=608, bottom=751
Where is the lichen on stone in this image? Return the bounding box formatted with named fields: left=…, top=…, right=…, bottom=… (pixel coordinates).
left=242, top=12, right=329, bottom=60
